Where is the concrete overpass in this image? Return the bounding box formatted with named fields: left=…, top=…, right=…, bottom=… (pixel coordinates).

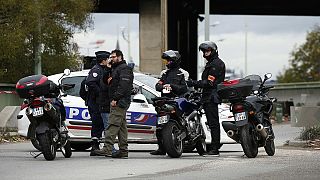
left=270, top=82, right=320, bottom=106
left=95, top=0, right=319, bottom=80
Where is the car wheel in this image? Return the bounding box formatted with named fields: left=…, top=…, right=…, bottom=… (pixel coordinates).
left=70, top=142, right=91, bottom=151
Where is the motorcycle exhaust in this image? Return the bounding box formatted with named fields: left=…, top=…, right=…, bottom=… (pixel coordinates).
left=227, top=130, right=235, bottom=138
left=256, top=124, right=267, bottom=138
left=186, top=110, right=197, bottom=122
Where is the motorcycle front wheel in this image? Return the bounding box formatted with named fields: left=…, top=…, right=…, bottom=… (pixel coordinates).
left=28, top=125, right=41, bottom=151
left=162, top=121, right=183, bottom=158
left=195, top=138, right=206, bottom=156
left=264, top=121, right=275, bottom=156
left=38, top=132, right=57, bottom=161
left=240, top=124, right=258, bottom=158
left=264, top=138, right=275, bottom=156
left=61, top=140, right=72, bottom=158
left=195, top=125, right=206, bottom=156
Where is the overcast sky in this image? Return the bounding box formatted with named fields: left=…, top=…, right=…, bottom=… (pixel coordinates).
left=74, top=13, right=319, bottom=80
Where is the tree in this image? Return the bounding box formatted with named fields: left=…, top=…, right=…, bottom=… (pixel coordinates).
left=0, top=0, right=95, bottom=83
left=277, top=25, right=320, bottom=83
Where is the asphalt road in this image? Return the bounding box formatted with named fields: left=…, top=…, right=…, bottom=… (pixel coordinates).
left=1, top=123, right=319, bottom=180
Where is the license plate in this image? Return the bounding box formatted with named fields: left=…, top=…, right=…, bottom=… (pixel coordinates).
left=235, top=112, right=246, bottom=121
left=158, top=115, right=168, bottom=124
left=32, top=107, right=44, bottom=117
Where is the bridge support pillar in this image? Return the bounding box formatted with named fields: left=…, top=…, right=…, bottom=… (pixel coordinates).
left=139, top=0, right=166, bottom=75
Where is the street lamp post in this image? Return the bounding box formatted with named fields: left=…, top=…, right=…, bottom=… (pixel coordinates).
left=244, top=23, right=248, bottom=76
left=121, top=16, right=133, bottom=62
left=204, top=0, right=210, bottom=41
left=34, top=0, right=42, bottom=75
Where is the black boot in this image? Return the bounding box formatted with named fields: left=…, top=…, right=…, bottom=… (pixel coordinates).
left=150, top=149, right=166, bottom=155
left=112, top=150, right=128, bottom=158
left=206, top=149, right=220, bottom=156
left=90, top=139, right=101, bottom=156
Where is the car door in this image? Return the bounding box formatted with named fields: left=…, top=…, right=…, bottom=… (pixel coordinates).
left=126, top=82, right=159, bottom=142
left=61, top=75, right=91, bottom=139
left=61, top=74, right=161, bottom=143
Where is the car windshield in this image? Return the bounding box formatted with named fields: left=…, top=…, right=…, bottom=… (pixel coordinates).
left=61, top=74, right=159, bottom=97
left=134, top=73, right=159, bottom=89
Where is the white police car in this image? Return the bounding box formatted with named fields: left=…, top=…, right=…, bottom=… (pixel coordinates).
left=18, top=70, right=235, bottom=151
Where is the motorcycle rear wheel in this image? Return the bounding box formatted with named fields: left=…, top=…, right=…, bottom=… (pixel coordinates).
left=263, top=121, right=275, bottom=156
left=38, top=132, right=57, bottom=161
left=61, top=140, right=72, bottom=158
left=162, top=121, right=183, bottom=158
left=240, top=124, right=258, bottom=158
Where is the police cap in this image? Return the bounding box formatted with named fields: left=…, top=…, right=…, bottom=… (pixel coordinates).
left=95, top=51, right=110, bottom=63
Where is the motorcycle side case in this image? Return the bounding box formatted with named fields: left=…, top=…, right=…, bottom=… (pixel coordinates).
left=16, top=75, right=51, bottom=98
left=217, top=78, right=253, bottom=101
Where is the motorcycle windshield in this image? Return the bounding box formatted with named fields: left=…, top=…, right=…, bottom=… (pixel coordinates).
left=243, top=75, right=262, bottom=91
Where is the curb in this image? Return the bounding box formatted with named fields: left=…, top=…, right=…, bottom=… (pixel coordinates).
left=282, top=140, right=307, bottom=147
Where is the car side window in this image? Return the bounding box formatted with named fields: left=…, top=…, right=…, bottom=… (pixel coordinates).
left=61, top=76, right=85, bottom=97
left=132, top=84, right=156, bottom=104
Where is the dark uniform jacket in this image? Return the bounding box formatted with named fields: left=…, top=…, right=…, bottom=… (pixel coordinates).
left=109, top=60, right=133, bottom=109
left=86, top=64, right=104, bottom=103
left=197, top=54, right=225, bottom=103
left=155, top=67, right=188, bottom=98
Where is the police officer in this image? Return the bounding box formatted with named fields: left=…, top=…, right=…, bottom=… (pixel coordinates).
left=94, top=49, right=133, bottom=158
left=86, top=51, right=110, bottom=156
left=150, top=50, right=188, bottom=155
left=187, top=41, right=225, bottom=156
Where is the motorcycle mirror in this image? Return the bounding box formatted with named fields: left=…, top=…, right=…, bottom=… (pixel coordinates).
left=63, top=69, right=71, bottom=76
left=271, top=97, right=277, bottom=102
left=132, top=94, right=148, bottom=104
left=264, top=73, right=272, bottom=80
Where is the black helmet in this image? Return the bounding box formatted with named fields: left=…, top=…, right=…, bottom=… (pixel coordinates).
left=198, top=41, right=218, bottom=54
left=162, top=50, right=181, bottom=68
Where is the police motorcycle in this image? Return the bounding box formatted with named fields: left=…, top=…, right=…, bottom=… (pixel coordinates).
left=152, top=90, right=206, bottom=158
left=217, top=73, right=276, bottom=158
left=16, top=69, right=74, bottom=160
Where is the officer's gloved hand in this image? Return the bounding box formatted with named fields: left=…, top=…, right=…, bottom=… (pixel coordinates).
left=162, top=84, right=172, bottom=94
left=186, top=80, right=198, bottom=87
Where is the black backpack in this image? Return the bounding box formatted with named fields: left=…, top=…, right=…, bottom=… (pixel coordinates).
left=79, top=77, right=88, bottom=101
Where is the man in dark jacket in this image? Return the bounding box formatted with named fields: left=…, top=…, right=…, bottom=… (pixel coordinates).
left=187, top=41, right=225, bottom=156
left=86, top=51, right=111, bottom=156
left=150, top=50, right=188, bottom=155
left=94, top=49, right=133, bottom=158
left=99, top=60, right=112, bottom=129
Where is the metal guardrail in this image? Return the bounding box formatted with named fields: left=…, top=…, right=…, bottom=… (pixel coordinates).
left=0, top=84, right=22, bottom=112
left=272, top=81, right=320, bottom=90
